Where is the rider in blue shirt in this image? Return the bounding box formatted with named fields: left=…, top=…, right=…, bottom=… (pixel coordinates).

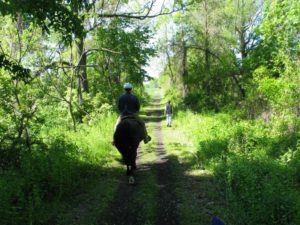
left=118, top=85, right=140, bottom=115
left=115, top=82, right=151, bottom=144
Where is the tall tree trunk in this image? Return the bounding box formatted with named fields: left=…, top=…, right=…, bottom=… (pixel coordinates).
left=12, top=14, right=31, bottom=150
left=203, top=0, right=211, bottom=104
left=235, top=26, right=247, bottom=98
left=72, top=0, right=88, bottom=105
left=166, top=48, right=175, bottom=84
left=75, top=36, right=88, bottom=105
left=238, top=28, right=247, bottom=59
left=234, top=0, right=250, bottom=98
left=181, top=40, right=188, bottom=98
left=231, top=73, right=246, bottom=98
left=76, top=36, right=88, bottom=92
left=204, top=0, right=210, bottom=72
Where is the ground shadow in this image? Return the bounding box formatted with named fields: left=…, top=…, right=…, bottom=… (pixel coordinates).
left=57, top=136, right=222, bottom=225
left=66, top=97, right=223, bottom=225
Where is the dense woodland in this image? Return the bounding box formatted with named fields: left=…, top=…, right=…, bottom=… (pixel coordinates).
left=0, top=0, right=299, bottom=225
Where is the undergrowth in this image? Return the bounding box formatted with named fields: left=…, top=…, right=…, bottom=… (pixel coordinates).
left=174, top=110, right=300, bottom=225
left=0, top=113, right=118, bottom=225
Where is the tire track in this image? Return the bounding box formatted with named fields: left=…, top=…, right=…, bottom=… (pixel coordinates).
left=151, top=98, right=180, bottom=225
left=99, top=146, right=145, bottom=225
left=101, top=97, right=179, bottom=225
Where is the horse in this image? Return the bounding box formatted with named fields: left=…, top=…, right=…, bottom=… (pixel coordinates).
left=113, top=116, right=144, bottom=185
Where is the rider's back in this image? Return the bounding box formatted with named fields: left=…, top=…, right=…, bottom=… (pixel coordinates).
left=118, top=92, right=140, bottom=115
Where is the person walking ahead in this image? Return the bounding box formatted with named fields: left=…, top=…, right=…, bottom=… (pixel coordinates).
left=165, top=100, right=173, bottom=127
left=116, top=82, right=151, bottom=143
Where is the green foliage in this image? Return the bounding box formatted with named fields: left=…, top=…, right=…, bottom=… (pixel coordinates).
left=92, top=18, right=155, bottom=95
left=0, top=0, right=299, bottom=223
left=160, top=0, right=299, bottom=118
left=260, top=0, right=300, bottom=58
left=0, top=4, right=156, bottom=222
left=240, top=0, right=300, bottom=119
left=0, top=137, right=81, bottom=224
left=0, top=0, right=88, bottom=42
left=0, top=113, right=117, bottom=224
left=163, top=85, right=182, bottom=108
left=216, top=156, right=300, bottom=225
left=176, top=110, right=300, bottom=224
left=0, top=54, right=31, bottom=82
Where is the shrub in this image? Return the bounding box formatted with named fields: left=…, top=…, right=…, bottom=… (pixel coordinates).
left=215, top=156, right=300, bottom=225
left=178, top=111, right=300, bottom=225
left=0, top=114, right=116, bottom=225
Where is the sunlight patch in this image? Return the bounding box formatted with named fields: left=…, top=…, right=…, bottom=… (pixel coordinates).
left=185, top=169, right=213, bottom=177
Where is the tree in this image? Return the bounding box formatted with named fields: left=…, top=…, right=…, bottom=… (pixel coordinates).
left=245, top=0, right=300, bottom=117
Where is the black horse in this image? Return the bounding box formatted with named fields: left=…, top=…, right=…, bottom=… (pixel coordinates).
left=113, top=117, right=144, bottom=184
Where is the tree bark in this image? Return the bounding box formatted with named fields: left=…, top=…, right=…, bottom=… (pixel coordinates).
left=181, top=40, right=188, bottom=98
left=75, top=35, right=88, bottom=91
left=203, top=0, right=211, bottom=103
left=166, top=48, right=175, bottom=84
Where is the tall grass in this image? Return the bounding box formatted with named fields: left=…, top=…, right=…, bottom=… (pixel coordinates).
left=0, top=112, right=118, bottom=225
left=175, top=110, right=300, bottom=225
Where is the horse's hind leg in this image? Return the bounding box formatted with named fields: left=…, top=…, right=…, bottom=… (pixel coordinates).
left=130, top=146, right=138, bottom=170
left=126, top=165, right=134, bottom=176
left=126, top=165, right=130, bottom=176
left=132, top=161, right=137, bottom=170
left=127, top=166, right=135, bottom=185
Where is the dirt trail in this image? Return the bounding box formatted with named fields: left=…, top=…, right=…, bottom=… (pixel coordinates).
left=58, top=96, right=222, bottom=225
left=101, top=97, right=179, bottom=225
left=152, top=98, right=179, bottom=225
left=100, top=146, right=145, bottom=225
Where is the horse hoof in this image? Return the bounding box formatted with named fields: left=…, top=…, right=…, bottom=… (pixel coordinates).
left=128, top=176, right=135, bottom=185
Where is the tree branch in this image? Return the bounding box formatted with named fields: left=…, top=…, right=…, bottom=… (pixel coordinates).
left=98, top=8, right=182, bottom=20
left=85, top=47, right=121, bottom=56
left=186, top=45, right=222, bottom=62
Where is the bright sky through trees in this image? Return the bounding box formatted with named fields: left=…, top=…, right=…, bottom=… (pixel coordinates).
left=142, top=0, right=176, bottom=78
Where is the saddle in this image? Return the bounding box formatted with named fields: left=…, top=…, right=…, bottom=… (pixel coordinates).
left=119, top=114, right=145, bottom=140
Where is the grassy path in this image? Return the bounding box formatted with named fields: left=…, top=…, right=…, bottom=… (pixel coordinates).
left=58, top=96, right=225, bottom=225
left=149, top=98, right=179, bottom=225
left=101, top=97, right=181, bottom=225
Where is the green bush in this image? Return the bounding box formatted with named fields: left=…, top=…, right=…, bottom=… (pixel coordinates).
left=0, top=137, right=81, bottom=225
left=215, top=156, right=300, bottom=225
left=197, top=138, right=229, bottom=164
left=0, top=113, right=116, bottom=225
left=177, top=110, right=300, bottom=224
left=282, top=141, right=300, bottom=183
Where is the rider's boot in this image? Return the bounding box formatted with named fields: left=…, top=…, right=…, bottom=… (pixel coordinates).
left=144, top=135, right=151, bottom=144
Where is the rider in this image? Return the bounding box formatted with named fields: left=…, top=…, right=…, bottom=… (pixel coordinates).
left=115, top=82, right=151, bottom=144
